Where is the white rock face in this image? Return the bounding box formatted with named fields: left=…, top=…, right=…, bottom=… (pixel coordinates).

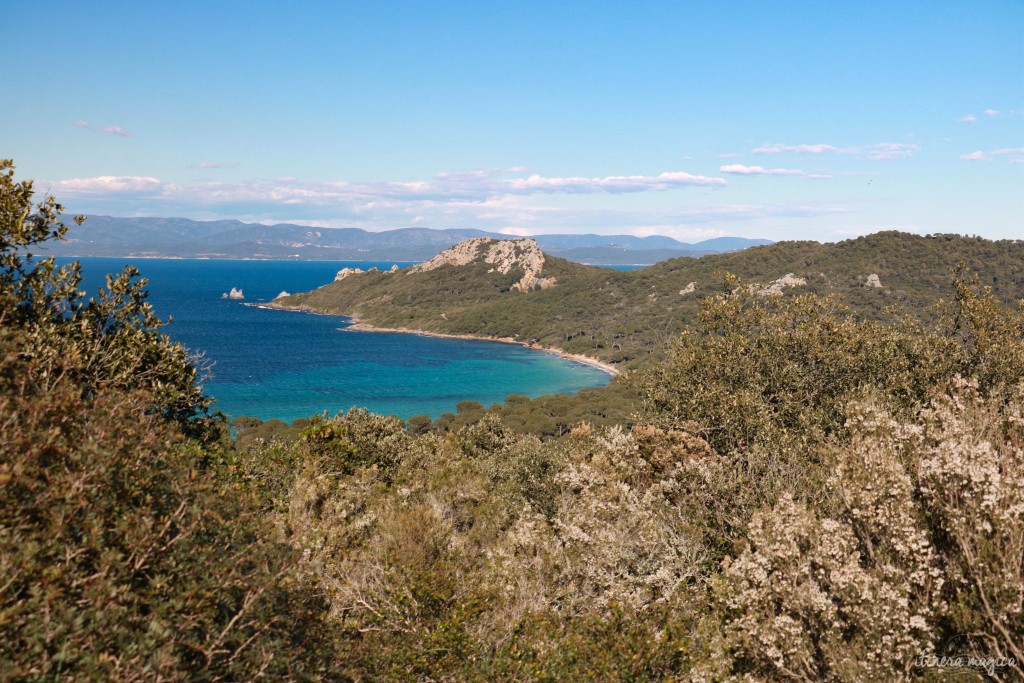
left=334, top=267, right=365, bottom=282
left=411, top=237, right=495, bottom=271
left=865, top=273, right=883, bottom=288
left=389, top=264, right=400, bottom=273
left=679, top=282, right=697, bottom=296
left=411, top=237, right=554, bottom=292
left=482, top=239, right=545, bottom=275
left=274, top=291, right=290, bottom=300
left=758, top=273, right=807, bottom=296
left=224, top=287, right=244, bottom=300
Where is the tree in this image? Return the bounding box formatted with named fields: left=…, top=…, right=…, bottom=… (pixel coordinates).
left=0, top=160, right=338, bottom=680
left=0, top=159, right=211, bottom=433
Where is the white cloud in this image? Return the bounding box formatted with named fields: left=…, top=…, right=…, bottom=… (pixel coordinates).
left=720, top=164, right=805, bottom=176
left=753, top=141, right=917, bottom=160
left=56, top=175, right=164, bottom=192
left=984, top=109, right=999, bottom=117
left=961, top=147, right=1024, bottom=163
left=508, top=171, right=725, bottom=193
left=73, top=120, right=134, bottom=137
left=958, top=114, right=977, bottom=123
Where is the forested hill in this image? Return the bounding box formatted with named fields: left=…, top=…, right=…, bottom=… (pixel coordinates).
left=279, top=231, right=1024, bottom=369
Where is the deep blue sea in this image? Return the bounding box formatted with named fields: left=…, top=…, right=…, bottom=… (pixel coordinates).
left=62, top=258, right=613, bottom=423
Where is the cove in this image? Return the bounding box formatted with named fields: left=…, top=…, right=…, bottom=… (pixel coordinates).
left=62, top=258, right=613, bottom=422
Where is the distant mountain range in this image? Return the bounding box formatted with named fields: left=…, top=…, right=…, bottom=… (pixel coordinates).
left=38, top=215, right=772, bottom=265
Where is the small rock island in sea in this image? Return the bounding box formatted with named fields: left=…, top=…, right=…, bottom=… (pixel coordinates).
left=222, top=287, right=244, bottom=300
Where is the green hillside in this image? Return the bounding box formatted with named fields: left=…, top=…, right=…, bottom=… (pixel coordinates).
left=282, top=231, right=1024, bottom=369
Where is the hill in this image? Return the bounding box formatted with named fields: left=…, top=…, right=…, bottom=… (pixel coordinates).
left=277, top=231, right=1024, bottom=370
left=37, top=214, right=769, bottom=264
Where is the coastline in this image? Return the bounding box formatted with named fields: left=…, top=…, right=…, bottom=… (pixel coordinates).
left=260, top=302, right=619, bottom=377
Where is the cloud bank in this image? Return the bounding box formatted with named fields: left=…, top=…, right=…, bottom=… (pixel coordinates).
left=41, top=166, right=851, bottom=235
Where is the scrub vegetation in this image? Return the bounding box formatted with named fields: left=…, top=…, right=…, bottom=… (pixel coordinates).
left=4, top=159, right=1023, bottom=681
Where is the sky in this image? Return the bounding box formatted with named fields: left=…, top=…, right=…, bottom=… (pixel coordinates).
left=3, top=0, right=1022, bottom=243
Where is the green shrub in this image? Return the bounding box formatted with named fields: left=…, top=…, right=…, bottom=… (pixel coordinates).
left=0, top=160, right=338, bottom=680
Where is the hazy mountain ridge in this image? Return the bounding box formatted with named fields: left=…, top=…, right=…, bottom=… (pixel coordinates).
left=40, top=215, right=771, bottom=264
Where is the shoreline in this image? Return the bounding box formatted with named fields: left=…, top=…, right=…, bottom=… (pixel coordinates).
left=260, top=302, right=619, bottom=376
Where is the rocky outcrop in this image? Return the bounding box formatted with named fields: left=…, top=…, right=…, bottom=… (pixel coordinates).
left=513, top=271, right=557, bottom=293
left=334, top=267, right=365, bottom=281
left=411, top=237, right=495, bottom=272
left=758, top=273, right=807, bottom=296
left=274, top=291, right=290, bottom=300
left=411, top=237, right=554, bottom=292
left=389, top=264, right=400, bottom=273
left=222, top=287, right=244, bottom=300
left=679, top=282, right=697, bottom=296
left=865, top=273, right=883, bottom=288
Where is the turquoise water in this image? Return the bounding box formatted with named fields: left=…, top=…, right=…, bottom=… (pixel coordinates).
left=64, top=258, right=612, bottom=422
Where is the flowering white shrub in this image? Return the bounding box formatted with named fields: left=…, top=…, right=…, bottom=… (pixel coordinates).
left=912, top=379, right=1024, bottom=671
left=705, top=382, right=1024, bottom=681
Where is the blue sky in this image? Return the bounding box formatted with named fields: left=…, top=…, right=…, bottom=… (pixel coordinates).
left=3, top=1, right=1022, bottom=242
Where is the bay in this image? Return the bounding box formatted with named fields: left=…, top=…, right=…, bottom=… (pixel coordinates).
left=61, top=258, right=612, bottom=423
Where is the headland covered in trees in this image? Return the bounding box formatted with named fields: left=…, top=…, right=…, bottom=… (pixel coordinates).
left=4, top=158, right=1024, bottom=680
left=273, top=230, right=1024, bottom=369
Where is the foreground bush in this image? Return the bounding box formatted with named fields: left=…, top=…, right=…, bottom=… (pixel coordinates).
left=702, top=381, right=1023, bottom=682
left=637, top=274, right=1024, bottom=455
left=0, top=161, right=337, bottom=680
left=273, top=276, right=1024, bottom=680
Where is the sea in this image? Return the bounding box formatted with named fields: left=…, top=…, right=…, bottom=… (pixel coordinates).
left=61, top=257, right=614, bottom=423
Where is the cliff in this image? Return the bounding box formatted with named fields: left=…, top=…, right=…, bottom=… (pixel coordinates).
left=410, top=237, right=556, bottom=292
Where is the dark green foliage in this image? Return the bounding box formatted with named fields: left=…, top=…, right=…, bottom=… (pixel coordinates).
left=0, top=161, right=339, bottom=680
left=405, top=413, right=432, bottom=435
left=1, top=160, right=211, bottom=437
left=421, top=380, right=637, bottom=438
left=637, top=274, right=1024, bottom=455
left=0, top=356, right=335, bottom=680
left=456, top=399, right=484, bottom=414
